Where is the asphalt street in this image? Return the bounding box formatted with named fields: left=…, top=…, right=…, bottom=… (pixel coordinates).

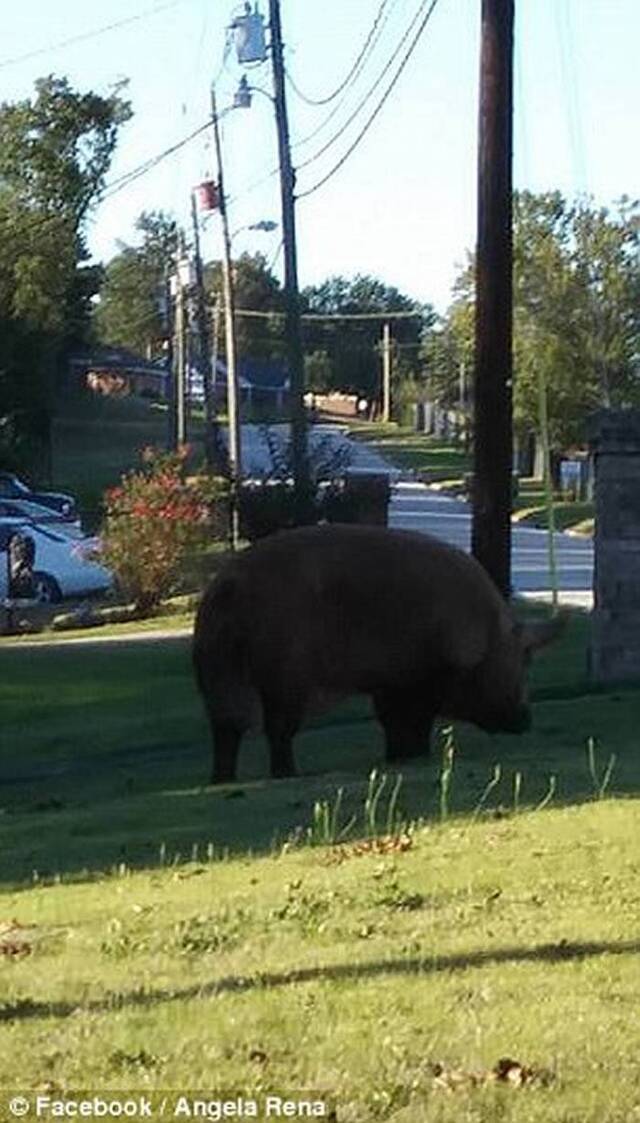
left=240, top=423, right=594, bottom=606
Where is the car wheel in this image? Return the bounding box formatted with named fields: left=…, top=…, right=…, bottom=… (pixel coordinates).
left=32, top=572, right=62, bottom=604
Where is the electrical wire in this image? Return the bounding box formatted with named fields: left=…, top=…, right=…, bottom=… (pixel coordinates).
left=228, top=0, right=405, bottom=200
left=295, top=0, right=434, bottom=175
left=267, top=238, right=285, bottom=274
left=101, top=117, right=223, bottom=201
left=297, top=0, right=441, bottom=200
left=554, top=0, right=588, bottom=193
left=290, top=0, right=399, bottom=152
left=233, top=308, right=425, bottom=321
left=0, top=0, right=192, bottom=71
left=285, top=0, right=391, bottom=107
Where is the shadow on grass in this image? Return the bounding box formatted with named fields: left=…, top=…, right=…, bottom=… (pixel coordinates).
left=3, top=937, right=640, bottom=1024
left=2, top=616, right=640, bottom=886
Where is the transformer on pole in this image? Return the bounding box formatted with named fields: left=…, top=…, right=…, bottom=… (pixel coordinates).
left=230, top=4, right=267, bottom=64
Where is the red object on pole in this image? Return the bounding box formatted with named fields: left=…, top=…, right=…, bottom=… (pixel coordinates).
left=195, top=180, right=219, bottom=212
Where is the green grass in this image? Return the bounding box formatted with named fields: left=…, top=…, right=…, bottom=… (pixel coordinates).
left=1, top=607, right=638, bottom=887
left=2, top=606, right=640, bottom=1115
left=514, top=500, right=594, bottom=535
left=346, top=421, right=471, bottom=480
left=1, top=801, right=640, bottom=1120
left=0, top=609, right=194, bottom=644
left=51, top=395, right=206, bottom=529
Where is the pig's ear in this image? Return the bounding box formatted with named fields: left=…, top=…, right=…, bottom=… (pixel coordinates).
left=517, top=610, right=569, bottom=654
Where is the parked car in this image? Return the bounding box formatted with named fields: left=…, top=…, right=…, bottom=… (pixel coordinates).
left=0, top=517, right=112, bottom=603
left=0, top=497, right=81, bottom=529
left=0, top=472, right=78, bottom=521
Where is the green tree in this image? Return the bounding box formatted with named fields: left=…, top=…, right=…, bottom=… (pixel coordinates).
left=304, top=350, right=333, bottom=393
left=204, top=251, right=286, bottom=361
left=433, top=190, right=640, bottom=451
left=572, top=196, right=640, bottom=409
left=0, top=75, right=131, bottom=474
left=94, top=210, right=178, bottom=357
left=301, top=274, right=432, bottom=401
left=422, top=258, right=475, bottom=408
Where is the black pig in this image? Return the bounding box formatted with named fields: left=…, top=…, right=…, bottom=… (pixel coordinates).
left=193, top=525, right=563, bottom=783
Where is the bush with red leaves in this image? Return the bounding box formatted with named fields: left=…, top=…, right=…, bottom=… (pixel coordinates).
left=98, top=446, right=227, bottom=615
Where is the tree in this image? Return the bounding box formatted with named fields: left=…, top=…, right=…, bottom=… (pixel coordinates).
left=301, top=274, right=433, bottom=401
left=204, top=251, right=286, bottom=361
left=572, top=196, right=640, bottom=409
left=432, top=191, right=640, bottom=452
left=0, top=76, right=131, bottom=474
left=94, top=210, right=178, bottom=357
left=422, top=258, right=475, bottom=408
left=96, top=242, right=286, bottom=369
left=304, top=350, right=333, bottom=393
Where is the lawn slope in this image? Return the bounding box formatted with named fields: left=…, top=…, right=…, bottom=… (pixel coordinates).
left=1, top=800, right=639, bottom=1121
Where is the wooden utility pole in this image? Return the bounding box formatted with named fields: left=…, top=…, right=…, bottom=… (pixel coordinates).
left=269, top=0, right=309, bottom=519
left=471, top=0, right=514, bottom=599
left=382, top=322, right=392, bottom=423
left=163, top=269, right=175, bottom=450
left=211, top=84, right=242, bottom=547
left=173, top=234, right=188, bottom=448
left=191, top=191, right=226, bottom=474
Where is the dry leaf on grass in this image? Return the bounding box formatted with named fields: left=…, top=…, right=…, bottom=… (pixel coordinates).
left=325, top=834, right=413, bottom=864
left=248, top=1048, right=269, bottom=1064
left=0, top=919, right=35, bottom=958
left=431, top=1057, right=555, bottom=1092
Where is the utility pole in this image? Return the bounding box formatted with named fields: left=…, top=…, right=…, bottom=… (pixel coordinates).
left=211, top=294, right=222, bottom=398
left=211, top=84, right=242, bottom=548
left=173, top=234, right=188, bottom=448
left=471, top=0, right=514, bottom=599
left=163, top=269, right=174, bottom=451
left=382, top=322, right=392, bottom=423
left=268, top=0, right=309, bottom=519
left=191, top=190, right=226, bottom=474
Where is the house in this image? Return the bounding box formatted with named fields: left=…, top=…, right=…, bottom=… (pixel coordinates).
left=189, top=356, right=290, bottom=412
left=68, top=347, right=168, bottom=399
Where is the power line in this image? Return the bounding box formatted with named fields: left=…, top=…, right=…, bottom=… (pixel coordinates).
left=227, top=0, right=405, bottom=203
left=290, top=0, right=398, bottom=153
left=285, top=0, right=391, bottom=107
left=295, top=0, right=434, bottom=176
left=297, top=0, right=441, bottom=200
left=101, top=119, right=217, bottom=201
left=233, top=308, right=425, bottom=321
left=0, top=0, right=191, bottom=71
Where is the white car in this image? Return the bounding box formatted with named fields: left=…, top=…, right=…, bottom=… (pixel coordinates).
left=0, top=497, right=82, bottom=530
left=0, top=517, right=113, bottom=603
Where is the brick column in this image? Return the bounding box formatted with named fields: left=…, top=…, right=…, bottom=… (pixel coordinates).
left=589, top=409, right=640, bottom=683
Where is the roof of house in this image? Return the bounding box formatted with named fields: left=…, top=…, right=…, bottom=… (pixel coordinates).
left=69, top=346, right=167, bottom=378
left=215, top=356, right=289, bottom=391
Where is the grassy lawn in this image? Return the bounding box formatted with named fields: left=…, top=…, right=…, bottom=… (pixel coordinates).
left=0, top=607, right=636, bottom=887
left=0, top=801, right=639, bottom=1120
left=2, top=609, right=640, bottom=1116
left=52, top=395, right=206, bottom=530
left=346, top=421, right=471, bottom=481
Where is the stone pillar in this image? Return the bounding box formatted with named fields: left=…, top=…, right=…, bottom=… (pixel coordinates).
left=589, top=409, right=640, bottom=683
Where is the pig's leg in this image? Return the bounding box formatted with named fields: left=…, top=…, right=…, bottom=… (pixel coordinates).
left=210, top=715, right=243, bottom=784
left=261, top=691, right=305, bottom=779
left=372, top=689, right=437, bottom=761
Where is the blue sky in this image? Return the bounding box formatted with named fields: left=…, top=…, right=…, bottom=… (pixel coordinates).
left=2, top=0, right=639, bottom=311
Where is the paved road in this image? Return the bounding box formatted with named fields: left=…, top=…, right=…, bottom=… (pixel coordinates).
left=240, top=422, right=402, bottom=479
left=389, top=481, right=593, bottom=604
left=239, top=422, right=593, bottom=606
